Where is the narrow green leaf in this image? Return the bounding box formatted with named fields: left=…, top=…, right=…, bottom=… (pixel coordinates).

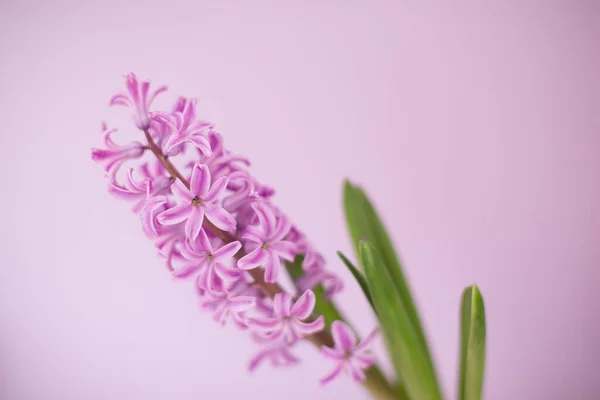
left=343, top=180, right=436, bottom=372
left=459, top=284, right=487, bottom=400
left=360, top=241, right=442, bottom=400
left=336, top=251, right=375, bottom=313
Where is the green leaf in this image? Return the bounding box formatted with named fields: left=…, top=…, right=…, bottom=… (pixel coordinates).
left=336, top=251, right=375, bottom=313
left=343, top=180, right=435, bottom=372
left=360, top=241, right=442, bottom=400
left=459, top=284, right=487, bottom=400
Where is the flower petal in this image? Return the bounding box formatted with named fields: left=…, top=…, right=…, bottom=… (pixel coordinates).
left=179, top=240, right=205, bottom=261
left=232, top=312, right=249, bottom=330
left=280, top=348, right=300, bottom=364
left=147, top=85, right=168, bottom=106
left=193, top=228, right=213, bottom=253
left=237, top=247, right=266, bottom=270
left=171, top=179, right=193, bottom=203
left=282, top=320, right=299, bottom=343
left=211, top=304, right=228, bottom=325
left=263, top=251, right=281, bottom=283
left=252, top=202, right=277, bottom=238
left=182, top=99, right=196, bottom=128
left=292, top=315, right=325, bottom=337
left=204, top=204, right=236, bottom=232
left=247, top=317, right=281, bottom=333
left=171, top=261, right=201, bottom=279
left=141, top=207, right=160, bottom=237
left=214, top=261, right=243, bottom=281
left=184, top=206, right=204, bottom=241
left=290, top=290, right=316, bottom=320
left=189, top=134, right=212, bottom=156
left=241, top=225, right=265, bottom=243
left=354, top=328, right=379, bottom=354
left=108, top=93, right=132, bottom=107
left=194, top=274, right=206, bottom=297
left=270, top=216, right=292, bottom=242
left=347, top=363, right=366, bottom=382
left=203, top=175, right=229, bottom=203
left=108, top=183, right=141, bottom=201
left=273, top=292, right=292, bottom=319
left=320, top=362, right=344, bottom=385
left=321, top=346, right=344, bottom=361
left=269, top=240, right=296, bottom=261
left=190, top=163, right=211, bottom=197
left=229, top=296, right=257, bottom=312
left=196, top=265, right=212, bottom=291
left=213, top=241, right=242, bottom=260
left=165, top=134, right=187, bottom=155
left=352, top=354, right=375, bottom=369
left=331, top=321, right=357, bottom=352
left=248, top=351, right=268, bottom=372
left=157, top=204, right=191, bottom=225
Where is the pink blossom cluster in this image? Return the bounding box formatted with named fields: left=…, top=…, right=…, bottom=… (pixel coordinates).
left=91, top=73, right=377, bottom=384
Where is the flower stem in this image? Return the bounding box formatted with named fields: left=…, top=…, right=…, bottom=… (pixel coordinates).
left=143, top=130, right=398, bottom=399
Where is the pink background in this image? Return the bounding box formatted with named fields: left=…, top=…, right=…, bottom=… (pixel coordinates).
left=1, top=1, right=599, bottom=399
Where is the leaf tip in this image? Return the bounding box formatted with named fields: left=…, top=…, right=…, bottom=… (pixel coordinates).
left=343, top=179, right=354, bottom=191
left=470, top=283, right=484, bottom=300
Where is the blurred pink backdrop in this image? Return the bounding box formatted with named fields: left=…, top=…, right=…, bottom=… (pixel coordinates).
left=1, top=1, right=599, bottom=399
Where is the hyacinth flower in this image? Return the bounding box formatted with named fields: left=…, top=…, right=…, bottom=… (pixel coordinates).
left=177, top=229, right=243, bottom=289
left=247, top=290, right=325, bottom=343
left=200, top=279, right=258, bottom=328
left=186, top=131, right=251, bottom=185
left=108, top=167, right=170, bottom=212
left=320, top=321, right=378, bottom=384
left=151, top=98, right=213, bottom=156
left=92, top=73, right=488, bottom=400
left=157, top=163, right=236, bottom=240
left=237, top=202, right=296, bottom=283
left=248, top=332, right=300, bottom=372
left=109, top=72, right=167, bottom=130
left=91, top=123, right=145, bottom=176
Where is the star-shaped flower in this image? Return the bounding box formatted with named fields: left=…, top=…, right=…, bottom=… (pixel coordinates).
left=109, top=73, right=167, bottom=130
left=237, top=203, right=296, bottom=283
left=157, top=163, right=236, bottom=240
left=176, top=229, right=243, bottom=292
left=152, top=98, right=212, bottom=156
left=320, top=321, right=378, bottom=384
left=91, top=123, right=144, bottom=176
left=247, top=290, right=324, bottom=343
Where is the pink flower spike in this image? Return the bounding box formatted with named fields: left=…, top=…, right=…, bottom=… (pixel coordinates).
left=237, top=203, right=296, bottom=283
left=109, top=73, right=167, bottom=130
left=91, top=123, right=145, bottom=176
left=152, top=99, right=213, bottom=156
left=157, top=163, right=236, bottom=240
left=320, top=321, right=378, bottom=384
left=247, top=290, right=324, bottom=343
